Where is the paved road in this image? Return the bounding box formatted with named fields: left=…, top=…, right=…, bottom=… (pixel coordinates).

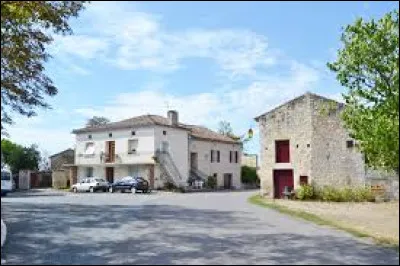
left=1, top=189, right=398, bottom=265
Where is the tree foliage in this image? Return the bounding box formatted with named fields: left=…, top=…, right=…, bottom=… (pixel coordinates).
left=86, top=116, right=110, bottom=127
left=241, top=166, right=259, bottom=184
left=328, top=9, right=399, bottom=173
left=1, top=1, right=88, bottom=135
left=217, top=121, right=233, bottom=136
left=1, top=139, right=41, bottom=173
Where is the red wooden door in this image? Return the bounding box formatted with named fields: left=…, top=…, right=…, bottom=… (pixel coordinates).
left=273, top=169, right=294, bottom=199
left=275, top=140, right=290, bottom=163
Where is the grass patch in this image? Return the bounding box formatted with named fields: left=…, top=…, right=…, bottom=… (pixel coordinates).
left=248, top=194, right=399, bottom=249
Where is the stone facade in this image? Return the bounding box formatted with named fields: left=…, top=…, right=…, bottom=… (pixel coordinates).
left=255, top=92, right=366, bottom=198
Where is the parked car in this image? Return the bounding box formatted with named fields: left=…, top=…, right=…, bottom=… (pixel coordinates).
left=71, top=177, right=109, bottom=193
left=1, top=165, right=13, bottom=196
left=109, top=176, right=150, bottom=193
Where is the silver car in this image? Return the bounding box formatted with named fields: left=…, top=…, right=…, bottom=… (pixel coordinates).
left=71, top=177, right=109, bottom=193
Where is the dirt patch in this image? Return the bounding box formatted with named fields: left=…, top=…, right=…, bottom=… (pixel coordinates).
left=272, top=199, right=399, bottom=245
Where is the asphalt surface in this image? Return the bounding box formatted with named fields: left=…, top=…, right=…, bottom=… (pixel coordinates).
left=1, top=189, right=399, bottom=265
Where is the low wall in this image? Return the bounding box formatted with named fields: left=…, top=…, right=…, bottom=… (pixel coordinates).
left=52, top=170, right=70, bottom=189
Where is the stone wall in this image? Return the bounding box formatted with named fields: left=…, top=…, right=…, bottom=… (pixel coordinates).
left=310, top=95, right=365, bottom=188
left=258, top=94, right=313, bottom=197
left=52, top=170, right=70, bottom=189
left=365, top=169, right=399, bottom=200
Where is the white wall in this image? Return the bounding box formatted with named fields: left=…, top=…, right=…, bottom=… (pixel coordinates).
left=75, top=127, right=155, bottom=165
left=189, top=139, right=242, bottom=188
left=154, top=126, right=189, bottom=180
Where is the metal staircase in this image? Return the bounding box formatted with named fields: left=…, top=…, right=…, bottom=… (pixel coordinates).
left=155, top=150, right=186, bottom=188
left=189, top=168, right=208, bottom=183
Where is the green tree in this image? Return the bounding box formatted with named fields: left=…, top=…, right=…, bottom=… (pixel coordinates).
left=1, top=1, right=88, bottom=135
left=86, top=116, right=110, bottom=127
left=328, top=9, right=399, bottom=173
left=217, top=121, right=233, bottom=136
left=241, top=165, right=259, bottom=184
left=1, top=139, right=41, bottom=173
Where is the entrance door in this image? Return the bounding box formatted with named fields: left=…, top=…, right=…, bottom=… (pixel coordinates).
left=106, top=167, right=114, bottom=183
left=149, top=165, right=155, bottom=189
left=190, top=153, right=198, bottom=170
left=106, top=141, right=115, bottom=162
left=223, top=173, right=232, bottom=189
left=273, top=169, right=294, bottom=199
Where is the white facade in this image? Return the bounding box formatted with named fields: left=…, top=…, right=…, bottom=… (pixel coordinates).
left=73, top=115, right=242, bottom=189
left=189, top=140, right=242, bottom=188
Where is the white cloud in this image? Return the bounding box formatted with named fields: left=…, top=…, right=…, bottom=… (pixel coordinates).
left=50, top=2, right=278, bottom=78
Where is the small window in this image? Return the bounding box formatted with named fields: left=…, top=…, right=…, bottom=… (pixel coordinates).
left=109, top=133, right=112, bottom=137
left=346, top=140, right=354, bottom=148
left=229, top=151, right=233, bottom=163
left=131, top=131, right=136, bottom=136
left=296, top=144, right=299, bottom=148
left=300, top=176, right=308, bottom=186
left=213, top=173, right=217, bottom=178
left=163, top=130, right=167, bottom=135
left=217, top=151, right=220, bottom=163
left=210, top=150, right=214, bottom=163
left=88, top=135, right=92, bottom=139
left=235, top=151, right=238, bottom=163
left=307, top=144, right=310, bottom=148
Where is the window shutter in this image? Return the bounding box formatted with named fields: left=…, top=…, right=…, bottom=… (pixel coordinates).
left=210, top=150, right=213, bottom=163
left=229, top=151, right=232, bottom=163
left=235, top=151, right=238, bottom=163
left=217, top=151, right=220, bottom=163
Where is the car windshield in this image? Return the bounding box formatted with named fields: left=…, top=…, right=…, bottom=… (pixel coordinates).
left=95, top=179, right=106, bottom=182
left=1, top=171, right=11, bottom=181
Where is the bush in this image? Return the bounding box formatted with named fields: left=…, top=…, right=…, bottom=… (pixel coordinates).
left=295, top=185, right=314, bottom=200
left=205, top=176, right=217, bottom=189
left=241, top=166, right=259, bottom=184
left=163, top=182, right=176, bottom=191
left=316, top=186, right=375, bottom=202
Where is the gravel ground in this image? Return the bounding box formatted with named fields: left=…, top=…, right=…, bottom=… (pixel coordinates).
left=1, top=189, right=399, bottom=265
left=272, top=199, right=399, bottom=244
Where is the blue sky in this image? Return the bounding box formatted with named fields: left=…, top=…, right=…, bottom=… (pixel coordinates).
left=5, top=1, right=398, bottom=157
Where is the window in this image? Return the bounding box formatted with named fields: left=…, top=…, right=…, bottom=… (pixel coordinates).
left=86, top=167, right=93, bottom=177
left=217, top=151, right=220, bottom=163
left=163, top=130, right=167, bottom=135
left=213, top=173, right=217, bottom=178
left=128, top=139, right=138, bottom=154
left=84, top=142, right=95, bottom=155
left=300, top=176, right=308, bottom=185
left=210, top=150, right=214, bottom=163
left=109, top=133, right=112, bottom=137
left=1, top=171, right=11, bottom=181
left=88, top=135, right=92, bottom=140
left=346, top=140, right=354, bottom=148
left=307, top=144, right=310, bottom=148
left=275, top=140, right=290, bottom=163
left=235, top=151, right=239, bottom=163
left=131, top=131, right=136, bottom=136
left=229, top=151, right=233, bottom=163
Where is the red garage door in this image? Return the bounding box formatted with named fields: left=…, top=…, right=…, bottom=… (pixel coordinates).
left=273, top=169, right=294, bottom=199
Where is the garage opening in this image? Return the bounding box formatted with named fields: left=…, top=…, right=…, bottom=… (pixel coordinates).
left=273, top=169, right=294, bottom=199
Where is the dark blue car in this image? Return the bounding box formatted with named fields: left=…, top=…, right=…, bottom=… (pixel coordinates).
left=108, top=177, right=150, bottom=193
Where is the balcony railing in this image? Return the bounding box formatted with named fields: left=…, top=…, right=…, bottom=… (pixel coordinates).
left=76, top=151, right=155, bottom=165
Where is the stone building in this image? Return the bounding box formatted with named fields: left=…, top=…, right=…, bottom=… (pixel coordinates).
left=50, top=148, right=75, bottom=188
left=254, top=92, right=365, bottom=198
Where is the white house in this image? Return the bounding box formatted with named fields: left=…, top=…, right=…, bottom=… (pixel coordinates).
left=71, top=111, right=242, bottom=189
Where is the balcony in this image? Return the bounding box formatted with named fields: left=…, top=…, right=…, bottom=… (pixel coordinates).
left=76, top=151, right=155, bottom=165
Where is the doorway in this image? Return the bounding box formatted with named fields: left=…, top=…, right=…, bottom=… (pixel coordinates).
left=106, top=167, right=114, bottom=183
left=223, top=173, right=232, bottom=189
left=273, top=169, right=294, bottom=199
left=106, top=141, right=115, bottom=162
left=190, top=152, right=198, bottom=170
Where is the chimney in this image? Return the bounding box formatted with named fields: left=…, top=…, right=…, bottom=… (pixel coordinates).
left=167, top=110, right=178, bottom=125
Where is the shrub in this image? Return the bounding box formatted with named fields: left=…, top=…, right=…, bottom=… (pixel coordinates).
left=241, top=166, right=259, bottom=184
left=353, top=186, right=375, bottom=202
left=163, top=182, right=176, bottom=191
left=206, top=176, right=217, bottom=189
left=316, top=186, right=375, bottom=202
left=295, top=185, right=314, bottom=200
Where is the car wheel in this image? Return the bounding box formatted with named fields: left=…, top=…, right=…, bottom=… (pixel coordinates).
left=89, top=187, right=94, bottom=193
left=109, top=187, right=114, bottom=193
left=73, top=187, right=78, bottom=193
left=131, top=187, right=136, bottom=194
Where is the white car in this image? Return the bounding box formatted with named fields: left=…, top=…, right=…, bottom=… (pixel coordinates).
left=1, top=165, right=13, bottom=196
left=71, top=177, right=109, bottom=193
